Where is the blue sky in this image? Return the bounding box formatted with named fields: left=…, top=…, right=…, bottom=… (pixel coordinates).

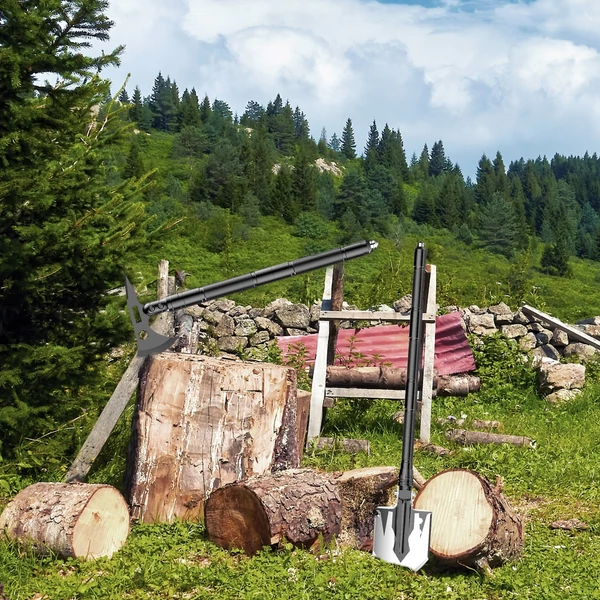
left=101, top=0, right=600, bottom=177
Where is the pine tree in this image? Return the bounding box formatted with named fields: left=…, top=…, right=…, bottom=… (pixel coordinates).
left=474, top=154, right=495, bottom=205
left=341, top=118, right=357, bottom=159
left=429, top=141, right=447, bottom=177
left=0, top=0, right=158, bottom=456
left=329, top=132, right=341, bottom=153
left=477, top=192, right=519, bottom=257
left=416, top=144, right=430, bottom=180
left=178, top=88, right=201, bottom=128
left=199, top=94, right=212, bottom=123
left=363, top=120, right=379, bottom=174
left=129, top=86, right=143, bottom=123
left=118, top=88, right=130, bottom=103
left=269, top=165, right=294, bottom=221
left=317, top=127, right=328, bottom=155
left=292, top=146, right=317, bottom=212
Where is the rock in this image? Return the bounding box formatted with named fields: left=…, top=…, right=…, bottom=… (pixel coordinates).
left=488, top=302, right=512, bottom=315
left=214, top=314, right=235, bottom=337
left=249, top=331, right=270, bottom=346
left=563, top=343, right=598, bottom=362
left=309, top=303, right=321, bottom=324
left=513, top=310, right=531, bottom=325
left=551, top=329, right=569, bottom=347
left=263, top=298, right=293, bottom=318
left=275, top=304, right=310, bottom=330
left=243, top=346, right=270, bottom=361
left=534, top=328, right=553, bottom=345
left=469, top=313, right=496, bottom=330
left=234, top=318, right=258, bottom=337
left=545, top=389, right=583, bottom=404
left=228, top=306, right=248, bottom=318
left=468, top=305, right=486, bottom=315
left=203, top=309, right=225, bottom=326
left=495, top=313, right=514, bottom=326
left=538, top=362, right=585, bottom=392
left=184, top=306, right=205, bottom=319
left=501, top=324, right=528, bottom=339
left=528, top=322, right=546, bottom=334
left=286, top=328, right=309, bottom=336
left=393, top=295, right=412, bottom=313
left=254, top=317, right=283, bottom=337
left=307, top=326, right=318, bottom=334
left=371, top=304, right=394, bottom=312
left=212, top=299, right=236, bottom=313
left=519, top=332, right=537, bottom=352
left=532, top=344, right=561, bottom=362
left=575, top=316, right=600, bottom=326
left=574, top=324, right=600, bottom=340
left=218, top=336, right=248, bottom=353
left=248, top=307, right=265, bottom=319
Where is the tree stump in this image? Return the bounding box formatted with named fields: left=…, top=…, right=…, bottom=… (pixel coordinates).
left=126, top=353, right=300, bottom=523
left=205, top=468, right=342, bottom=555
left=0, top=482, right=129, bottom=559
left=413, top=469, right=524, bottom=569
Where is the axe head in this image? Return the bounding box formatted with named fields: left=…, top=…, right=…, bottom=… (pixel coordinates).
left=373, top=504, right=431, bottom=571
left=125, top=274, right=177, bottom=356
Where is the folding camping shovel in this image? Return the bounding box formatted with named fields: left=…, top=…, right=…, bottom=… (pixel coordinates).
left=372, top=242, right=432, bottom=571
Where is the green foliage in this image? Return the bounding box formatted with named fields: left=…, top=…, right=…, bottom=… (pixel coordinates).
left=0, top=1, right=168, bottom=458
left=470, top=333, right=537, bottom=399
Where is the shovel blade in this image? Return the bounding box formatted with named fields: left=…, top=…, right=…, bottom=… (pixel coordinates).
left=373, top=505, right=432, bottom=571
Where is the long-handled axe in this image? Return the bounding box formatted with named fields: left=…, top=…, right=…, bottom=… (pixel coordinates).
left=125, top=240, right=379, bottom=356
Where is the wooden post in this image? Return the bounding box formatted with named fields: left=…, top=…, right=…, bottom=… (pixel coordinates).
left=155, top=259, right=174, bottom=337
left=306, top=267, right=334, bottom=442
left=327, top=262, right=344, bottom=365
left=419, top=265, right=437, bottom=443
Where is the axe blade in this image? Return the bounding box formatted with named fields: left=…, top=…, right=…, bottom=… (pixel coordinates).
left=125, top=274, right=177, bottom=356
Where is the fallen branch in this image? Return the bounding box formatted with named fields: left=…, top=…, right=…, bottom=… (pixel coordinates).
left=445, top=429, right=534, bottom=447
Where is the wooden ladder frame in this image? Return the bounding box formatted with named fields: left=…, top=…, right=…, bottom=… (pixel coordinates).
left=306, top=262, right=437, bottom=445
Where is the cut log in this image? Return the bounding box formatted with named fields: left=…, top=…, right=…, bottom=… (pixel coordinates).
left=296, top=389, right=311, bottom=461
left=472, top=419, right=502, bottom=430
left=413, top=469, right=524, bottom=569
left=332, top=467, right=398, bottom=551
left=205, top=466, right=409, bottom=555
left=0, top=482, right=129, bottom=559
left=324, top=366, right=439, bottom=390
left=204, top=468, right=342, bottom=555
left=126, top=353, right=301, bottom=523
left=446, top=429, right=534, bottom=447
left=436, top=374, right=480, bottom=396
left=313, top=437, right=370, bottom=454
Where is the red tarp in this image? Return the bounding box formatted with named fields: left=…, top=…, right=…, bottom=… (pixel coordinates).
left=276, top=311, right=475, bottom=376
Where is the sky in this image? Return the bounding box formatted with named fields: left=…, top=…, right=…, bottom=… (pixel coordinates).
left=99, top=0, right=600, bottom=177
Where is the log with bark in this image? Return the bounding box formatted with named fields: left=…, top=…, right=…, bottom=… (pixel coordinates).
left=126, top=353, right=301, bottom=523
left=413, top=469, right=524, bottom=569
left=204, top=466, right=424, bottom=555
left=445, top=429, right=534, bottom=447
left=0, top=482, right=129, bottom=559
left=204, top=468, right=341, bottom=555
left=321, top=367, right=479, bottom=397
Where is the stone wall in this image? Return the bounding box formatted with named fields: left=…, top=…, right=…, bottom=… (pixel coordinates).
left=179, top=296, right=599, bottom=402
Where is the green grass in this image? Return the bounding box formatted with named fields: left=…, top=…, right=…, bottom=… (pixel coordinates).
left=3, top=357, right=600, bottom=598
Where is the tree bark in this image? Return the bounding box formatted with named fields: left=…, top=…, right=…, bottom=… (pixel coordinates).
left=445, top=429, right=533, bottom=447
left=204, top=466, right=425, bottom=556
left=0, top=482, right=129, bottom=559
left=204, top=468, right=342, bottom=555
left=436, top=374, right=481, bottom=396
left=413, top=469, right=524, bottom=569
left=126, top=353, right=301, bottom=523
left=324, top=366, right=439, bottom=390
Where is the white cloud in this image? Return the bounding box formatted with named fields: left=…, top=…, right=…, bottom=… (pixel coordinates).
left=100, top=0, right=600, bottom=175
